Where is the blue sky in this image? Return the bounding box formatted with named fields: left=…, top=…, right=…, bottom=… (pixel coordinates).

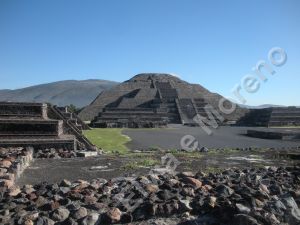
left=0, top=0, right=299, bottom=106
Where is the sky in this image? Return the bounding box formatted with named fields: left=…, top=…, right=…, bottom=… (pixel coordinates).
left=0, top=0, right=299, bottom=106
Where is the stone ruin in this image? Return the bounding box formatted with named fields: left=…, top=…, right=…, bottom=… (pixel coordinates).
left=0, top=102, right=98, bottom=197
left=0, top=103, right=99, bottom=214
left=79, top=73, right=247, bottom=128
left=0, top=102, right=96, bottom=152
left=0, top=147, right=33, bottom=190
left=237, top=106, right=300, bottom=127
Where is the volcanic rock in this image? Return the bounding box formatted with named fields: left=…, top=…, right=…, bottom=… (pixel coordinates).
left=1, top=166, right=300, bottom=224
left=182, top=177, right=202, bottom=189
left=103, top=207, right=122, bottom=224
left=71, top=207, right=88, bottom=220
left=216, top=184, right=234, bottom=197
left=234, top=214, right=261, bottom=225
left=51, top=207, right=70, bottom=222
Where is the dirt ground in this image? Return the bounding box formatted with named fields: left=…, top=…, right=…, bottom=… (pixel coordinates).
left=17, top=149, right=300, bottom=186
left=123, top=125, right=300, bottom=150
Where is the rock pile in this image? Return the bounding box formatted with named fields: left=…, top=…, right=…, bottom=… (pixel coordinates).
left=0, top=147, right=33, bottom=191
left=34, top=148, right=77, bottom=159
left=1, top=166, right=300, bottom=224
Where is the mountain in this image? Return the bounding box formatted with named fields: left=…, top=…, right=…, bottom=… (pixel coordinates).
left=0, top=80, right=119, bottom=108
left=239, top=104, right=299, bottom=109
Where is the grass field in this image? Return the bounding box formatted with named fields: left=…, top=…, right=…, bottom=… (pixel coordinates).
left=83, top=128, right=131, bottom=154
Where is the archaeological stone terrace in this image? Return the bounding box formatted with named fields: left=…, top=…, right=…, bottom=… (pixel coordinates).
left=0, top=102, right=96, bottom=151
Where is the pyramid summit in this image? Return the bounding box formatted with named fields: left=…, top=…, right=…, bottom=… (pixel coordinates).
left=78, top=73, right=247, bottom=127
left=128, top=73, right=181, bottom=81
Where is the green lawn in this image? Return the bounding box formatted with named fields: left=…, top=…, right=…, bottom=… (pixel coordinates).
left=83, top=128, right=131, bottom=154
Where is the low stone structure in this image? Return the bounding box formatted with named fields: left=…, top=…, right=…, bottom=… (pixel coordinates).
left=0, top=102, right=96, bottom=151
left=237, top=107, right=300, bottom=127
left=0, top=145, right=100, bottom=201
left=0, top=147, right=33, bottom=191
left=247, top=128, right=300, bottom=140
left=269, top=107, right=300, bottom=126
left=80, top=74, right=247, bottom=128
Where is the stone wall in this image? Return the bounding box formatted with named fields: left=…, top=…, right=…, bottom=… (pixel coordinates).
left=0, top=147, right=33, bottom=191
left=0, top=102, right=46, bottom=118
left=0, top=120, right=61, bottom=136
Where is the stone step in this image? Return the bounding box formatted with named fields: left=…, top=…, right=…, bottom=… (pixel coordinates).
left=0, top=102, right=46, bottom=118
left=193, top=98, right=206, bottom=102
left=269, top=121, right=300, bottom=126
left=272, top=108, right=300, bottom=112
left=0, top=119, right=63, bottom=136
left=247, top=129, right=300, bottom=140
left=100, top=111, right=156, bottom=115
left=194, top=103, right=207, bottom=107
left=97, top=114, right=167, bottom=119
left=271, top=115, right=300, bottom=118
left=77, top=151, right=98, bottom=157
left=269, top=117, right=300, bottom=121
left=104, top=108, right=154, bottom=112
left=0, top=136, right=76, bottom=150
left=95, top=117, right=168, bottom=122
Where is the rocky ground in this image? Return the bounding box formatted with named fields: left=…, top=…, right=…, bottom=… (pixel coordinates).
left=34, top=148, right=77, bottom=159
left=1, top=166, right=300, bottom=225
left=17, top=148, right=300, bottom=186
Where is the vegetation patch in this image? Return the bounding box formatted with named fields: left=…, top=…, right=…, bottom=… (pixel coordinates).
left=202, top=166, right=223, bottom=174
left=171, top=151, right=204, bottom=159
left=207, top=148, right=239, bottom=155
left=122, top=158, right=160, bottom=171
left=83, top=128, right=130, bottom=154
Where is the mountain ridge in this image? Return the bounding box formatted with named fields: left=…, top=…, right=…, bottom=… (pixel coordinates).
left=0, top=79, right=119, bottom=108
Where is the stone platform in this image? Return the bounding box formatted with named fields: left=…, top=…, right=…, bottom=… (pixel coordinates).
left=247, top=128, right=300, bottom=140
left=0, top=136, right=76, bottom=150
left=0, top=102, right=96, bottom=151
left=237, top=107, right=300, bottom=127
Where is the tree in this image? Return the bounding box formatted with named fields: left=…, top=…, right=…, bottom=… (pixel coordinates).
left=67, top=104, right=78, bottom=113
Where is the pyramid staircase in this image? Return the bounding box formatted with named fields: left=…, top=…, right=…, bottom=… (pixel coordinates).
left=92, top=81, right=183, bottom=128
left=57, top=107, right=90, bottom=131
left=91, top=80, right=223, bottom=127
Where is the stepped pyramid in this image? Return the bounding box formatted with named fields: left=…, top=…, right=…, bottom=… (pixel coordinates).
left=79, top=73, right=247, bottom=128
left=237, top=107, right=300, bottom=127
left=0, top=102, right=95, bottom=150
